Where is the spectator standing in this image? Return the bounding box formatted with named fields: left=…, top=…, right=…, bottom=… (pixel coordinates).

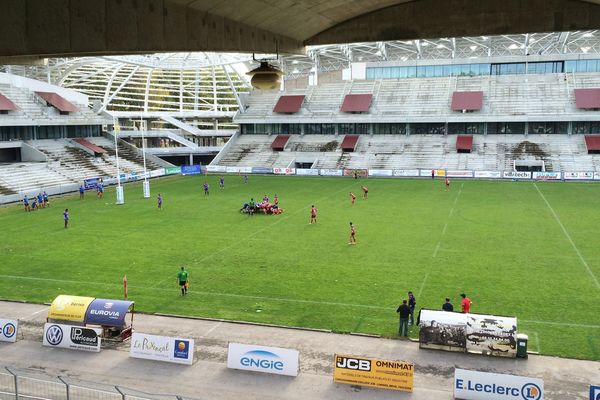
left=460, top=293, right=472, bottom=313
left=177, top=267, right=189, bottom=296
left=407, top=291, right=416, bottom=325
left=396, top=300, right=411, bottom=337
left=442, top=298, right=454, bottom=312
left=431, top=169, right=435, bottom=179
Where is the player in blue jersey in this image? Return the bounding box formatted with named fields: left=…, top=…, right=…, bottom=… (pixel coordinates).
left=219, top=176, right=225, bottom=189
left=37, top=193, right=43, bottom=208
left=23, top=195, right=30, bottom=212
left=63, top=208, right=69, bottom=228
left=79, top=185, right=84, bottom=199
left=97, top=182, right=104, bottom=199
left=43, top=191, right=49, bottom=207
left=203, top=182, right=209, bottom=196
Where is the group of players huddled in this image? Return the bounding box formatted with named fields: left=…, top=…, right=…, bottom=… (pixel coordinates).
left=240, top=193, right=283, bottom=215
left=22, top=191, right=50, bottom=212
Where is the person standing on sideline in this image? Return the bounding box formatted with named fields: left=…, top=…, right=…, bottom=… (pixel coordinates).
left=431, top=169, right=435, bottom=179
left=348, top=222, right=356, bottom=244
left=460, top=293, right=472, bottom=313
left=442, top=298, right=454, bottom=312
left=396, top=300, right=411, bottom=337
left=79, top=185, right=85, bottom=199
left=243, top=174, right=248, bottom=184
left=310, top=205, right=317, bottom=224
left=203, top=182, right=209, bottom=196
left=177, top=267, right=189, bottom=296
left=157, top=193, right=163, bottom=209
left=219, top=176, right=225, bottom=189
left=63, top=209, right=69, bottom=229
left=408, top=291, right=417, bottom=325
left=445, top=177, right=450, bottom=192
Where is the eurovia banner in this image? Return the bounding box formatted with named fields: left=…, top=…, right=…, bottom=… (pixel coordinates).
left=333, top=354, right=414, bottom=392
left=48, top=295, right=95, bottom=322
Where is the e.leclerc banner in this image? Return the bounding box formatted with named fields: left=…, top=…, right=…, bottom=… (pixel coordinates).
left=0, top=319, right=18, bottom=342
left=454, top=369, right=544, bottom=400
left=130, top=332, right=194, bottom=365
left=227, top=343, right=299, bottom=377
left=333, top=354, right=414, bottom=392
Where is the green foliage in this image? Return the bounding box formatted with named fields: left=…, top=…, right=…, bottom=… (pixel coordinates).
left=0, top=176, right=598, bottom=360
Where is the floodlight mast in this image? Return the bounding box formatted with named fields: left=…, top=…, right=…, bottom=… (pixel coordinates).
left=113, top=117, right=124, bottom=205
left=140, top=117, right=150, bottom=198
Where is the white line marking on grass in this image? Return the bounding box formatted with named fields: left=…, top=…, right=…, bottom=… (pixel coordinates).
left=521, top=319, right=600, bottom=329
left=433, top=183, right=464, bottom=257
left=533, top=331, right=541, bottom=353
left=417, top=273, right=429, bottom=298
left=534, top=183, right=600, bottom=290
left=201, top=321, right=222, bottom=337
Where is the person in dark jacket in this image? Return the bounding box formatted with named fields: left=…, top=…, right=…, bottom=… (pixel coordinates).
left=396, top=300, right=411, bottom=337
left=442, top=298, right=454, bottom=312
left=408, top=291, right=417, bottom=325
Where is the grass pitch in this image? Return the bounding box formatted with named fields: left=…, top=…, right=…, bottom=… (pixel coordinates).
left=0, top=175, right=599, bottom=360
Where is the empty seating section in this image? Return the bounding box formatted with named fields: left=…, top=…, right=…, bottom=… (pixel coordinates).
left=273, top=95, right=305, bottom=113
left=217, top=134, right=600, bottom=173
left=456, top=135, right=473, bottom=153
left=271, top=135, right=290, bottom=151
left=451, top=92, right=483, bottom=111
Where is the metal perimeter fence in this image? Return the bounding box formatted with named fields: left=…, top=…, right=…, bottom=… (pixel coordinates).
left=0, top=367, right=203, bottom=400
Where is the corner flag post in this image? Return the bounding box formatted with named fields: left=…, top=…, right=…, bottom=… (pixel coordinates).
left=123, top=274, right=128, bottom=300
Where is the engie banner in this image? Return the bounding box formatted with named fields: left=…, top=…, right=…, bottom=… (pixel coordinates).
left=181, top=165, right=201, bottom=176
left=454, top=369, right=544, bottom=400
left=43, top=323, right=102, bottom=352
left=0, top=319, right=18, bottom=342
left=130, top=332, right=194, bottom=365
left=273, top=168, right=296, bottom=175
left=333, top=354, right=414, bottom=392
left=533, top=171, right=562, bottom=180
left=227, top=343, right=299, bottom=377
left=503, top=171, right=532, bottom=179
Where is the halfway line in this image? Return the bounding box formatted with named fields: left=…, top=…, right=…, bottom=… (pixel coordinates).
left=534, top=183, right=600, bottom=290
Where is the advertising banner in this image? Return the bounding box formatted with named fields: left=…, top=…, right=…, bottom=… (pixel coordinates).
left=181, top=165, right=201, bottom=176
left=126, top=172, right=139, bottom=182
left=149, top=169, right=165, bottom=178
left=296, top=168, right=319, bottom=176
left=273, top=168, right=296, bottom=175
left=595, top=172, right=600, bottom=180
left=368, top=169, right=393, bottom=177
left=225, top=166, right=252, bottom=174
left=447, top=170, right=474, bottom=178
left=564, top=172, right=593, bottom=180
left=393, top=169, right=420, bottom=177
left=48, top=295, right=95, bottom=322
left=43, top=323, right=101, bottom=352
left=0, top=319, right=18, bottom=342
left=84, top=299, right=133, bottom=327
left=252, top=167, right=273, bottom=174
left=591, top=385, right=600, bottom=400
left=319, top=169, right=343, bottom=176
left=206, top=165, right=227, bottom=173
left=164, top=167, right=181, bottom=175
left=130, top=333, right=194, bottom=365
left=474, top=171, right=502, bottom=179
left=343, top=169, right=368, bottom=178
left=532, top=171, right=562, bottom=180
left=227, top=343, right=299, bottom=377
left=419, top=310, right=467, bottom=351
left=503, top=171, right=532, bottom=179
left=454, top=369, right=544, bottom=400
left=419, top=169, right=446, bottom=177
left=333, top=354, right=414, bottom=392
left=466, top=315, right=517, bottom=357
left=83, top=177, right=100, bottom=190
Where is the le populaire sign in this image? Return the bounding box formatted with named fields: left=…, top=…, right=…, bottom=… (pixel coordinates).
left=333, top=354, right=414, bottom=392
left=43, top=323, right=101, bottom=352
left=0, top=319, right=18, bottom=342
left=454, top=368, right=543, bottom=400
left=227, top=342, right=299, bottom=377
left=130, top=333, right=194, bottom=365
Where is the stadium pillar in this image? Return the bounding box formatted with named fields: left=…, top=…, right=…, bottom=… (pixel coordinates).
left=113, top=118, right=124, bottom=205
left=140, top=119, right=150, bottom=198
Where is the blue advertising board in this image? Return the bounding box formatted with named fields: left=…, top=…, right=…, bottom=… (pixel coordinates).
left=591, top=385, right=600, bottom=400
left=84, top=299, right=134, bottom=327
left=181, top=165, right=202, bottom=176
left=84, top=177, right=99, bottom=190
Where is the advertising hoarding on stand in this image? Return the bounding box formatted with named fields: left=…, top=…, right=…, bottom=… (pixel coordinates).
left=43, top=323, right=101, bottom=352
left=503, top=171, right=532, bottom=179
left=0, top=319, right=18, bottom=342
left=296, top=169, right=319, bottom=176
left=333, top=354, right=414, bottom=392
left=227, top=343, right=299, bottom=377
left=130, top=333, right=194, bottom=365
left=454, top=369, right=544, bottom=400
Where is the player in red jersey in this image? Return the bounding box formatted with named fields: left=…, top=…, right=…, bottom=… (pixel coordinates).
left=361, top=186, right=368, bottom=199
left=445, top=177, right=450, bottom=191
left=349, top=192, right=356, bottom=205
left=348, top=222, right=356, bottom=245
left=310, top=205, right=317, bottom=224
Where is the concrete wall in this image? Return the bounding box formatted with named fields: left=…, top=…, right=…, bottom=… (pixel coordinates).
left=20, top=142, right=47, bottom=162
left=0, top=72, right=89, bottom=105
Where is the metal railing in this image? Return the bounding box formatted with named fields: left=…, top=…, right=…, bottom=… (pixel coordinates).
left=0, top=367, right=203, bottom=400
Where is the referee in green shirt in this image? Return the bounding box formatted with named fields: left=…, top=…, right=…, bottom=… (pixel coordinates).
left=177, top=267, right=189, bottom=296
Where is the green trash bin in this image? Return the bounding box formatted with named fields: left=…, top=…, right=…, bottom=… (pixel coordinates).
left=516, top=333, right=528, bottom=358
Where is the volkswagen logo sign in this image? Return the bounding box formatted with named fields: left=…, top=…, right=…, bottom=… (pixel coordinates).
left=45, top=325, right=63, bottom=345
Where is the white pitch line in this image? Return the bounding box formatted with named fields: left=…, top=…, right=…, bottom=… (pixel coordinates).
left=521, top=319, right=600, bottom=329
left=534, top=183, right=600, bottom=290
left=21, top=308, right=48, bottom=320
left=432, top=242, right=441, bottom=258
left=441, top=222, right=448, bottom=236
left=434, top=183, right=464, bottom=257
left=417, top=273, right=429, bottom=298
left=201, top=321, right=222, bottom=337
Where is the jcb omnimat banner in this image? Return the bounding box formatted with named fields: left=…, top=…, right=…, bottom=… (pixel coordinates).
left=333, top=354, right=414, bottom=392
